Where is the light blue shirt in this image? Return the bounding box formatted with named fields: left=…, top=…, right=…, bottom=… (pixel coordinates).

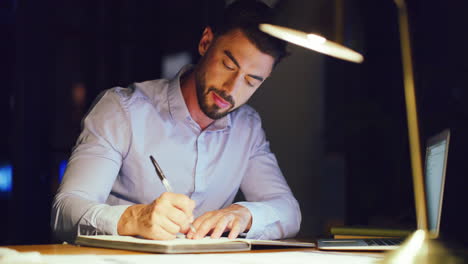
left=52, top=66, right=301, bottom=242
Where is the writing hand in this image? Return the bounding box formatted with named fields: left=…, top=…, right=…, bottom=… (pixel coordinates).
left=186, top=204, right=252, bottom=240
left=117, top=192, right=195, bottom=240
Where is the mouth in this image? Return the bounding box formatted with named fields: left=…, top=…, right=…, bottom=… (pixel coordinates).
left=211, top=92, right=231, bottom=109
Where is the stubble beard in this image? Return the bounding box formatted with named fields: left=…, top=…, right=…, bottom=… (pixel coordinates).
left=195, top=70, right=235, bottom=120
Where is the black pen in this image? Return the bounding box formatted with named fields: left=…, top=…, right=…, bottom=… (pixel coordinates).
left=149, top=155, right=197, bottom=233
left=150, top=155, right=173, bottom=192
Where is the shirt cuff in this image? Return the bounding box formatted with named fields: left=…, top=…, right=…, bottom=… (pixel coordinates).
left=96, top=204, right=131, bottom=235
left=234, top=202, right=280, bottom=239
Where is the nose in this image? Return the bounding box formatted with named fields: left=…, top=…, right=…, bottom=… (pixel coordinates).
left=222, top=72, right=242, bottom=94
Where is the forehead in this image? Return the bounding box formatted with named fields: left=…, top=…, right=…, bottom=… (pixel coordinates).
left=213, top=29, right=274, bottom=76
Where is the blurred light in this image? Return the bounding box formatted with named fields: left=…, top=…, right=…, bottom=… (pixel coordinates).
left=59, top=160, right=67, bottom=183
left=259, top=23, right=364, bottom=63
left=0, top=164, right=13, bottom=194
left=397, top=229, right=426, bottom=261
left=72, top=83, right=87, bottom=109
left=307, top=34, right=326, bottom=44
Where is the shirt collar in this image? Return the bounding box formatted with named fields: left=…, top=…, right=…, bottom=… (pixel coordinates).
left=167, top=65, right=231, bottom=131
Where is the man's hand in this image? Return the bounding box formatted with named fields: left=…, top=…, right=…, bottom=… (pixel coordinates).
left=117, top=192, right=195, bottom=240
left=186, top=204, right=252, bottom=240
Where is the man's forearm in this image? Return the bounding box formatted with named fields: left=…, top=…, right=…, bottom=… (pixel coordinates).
left=235, top=195, right=301, bottom=240
left=52, top=192, right=130, bottom=242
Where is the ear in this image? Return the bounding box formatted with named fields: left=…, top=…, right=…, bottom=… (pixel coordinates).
left=198, top=27, right=214, bottom=56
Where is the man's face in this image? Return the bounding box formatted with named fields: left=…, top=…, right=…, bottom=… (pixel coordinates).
left=194, top=28, right=275, bottom=120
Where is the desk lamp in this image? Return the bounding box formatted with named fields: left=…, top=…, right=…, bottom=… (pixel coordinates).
left=260, top=0, right=461, bottom=263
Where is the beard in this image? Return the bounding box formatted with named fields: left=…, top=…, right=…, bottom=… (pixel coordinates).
left=195, top=69, right=235, bottom=120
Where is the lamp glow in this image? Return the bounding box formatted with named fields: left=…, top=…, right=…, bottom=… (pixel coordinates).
left=307, top=34, right=326, bottom=44
left=259, top=23, right=364, bottom=63
left=260, top=3, right=461, bottom=263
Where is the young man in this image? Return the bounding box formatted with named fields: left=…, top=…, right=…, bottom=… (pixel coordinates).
left=52, top=0, right=301, bottom=242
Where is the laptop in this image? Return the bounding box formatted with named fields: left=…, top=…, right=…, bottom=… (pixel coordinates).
left=317, top=129, right=450, bottom=250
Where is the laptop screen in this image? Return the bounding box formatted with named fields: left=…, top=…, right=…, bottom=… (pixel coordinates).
left=424, top=130, right=450, bottom=236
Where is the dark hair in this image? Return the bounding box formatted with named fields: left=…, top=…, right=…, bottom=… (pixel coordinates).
left=209, top=0, right=288, bottom=66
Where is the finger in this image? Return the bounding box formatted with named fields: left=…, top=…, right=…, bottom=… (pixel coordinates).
left=228, top=218, right=243, bottom=239
left=192, top=213, right=209, bottom=229
left=194, top=213, right=225, bottom=239
left=149, top=227, right=176, bottom=240
left=186, top=229, right=193, bottom=239
left=166, top=207, right=192, bottom=231
left=163, top=193, right=196, bottom=217
left=143, top=218, right=177, bottom=240
left=186, top=215, right=206, bottom=239
left=156, top=214, right=181, bottom=235
left=210, top=215, right=232, bottom=239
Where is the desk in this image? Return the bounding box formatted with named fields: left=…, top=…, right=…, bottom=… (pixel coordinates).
left=7, top=244, right=147, bottom=255
left=6, top=243, right=383, bottom=256
left=3, top=244, right=384, bottom=264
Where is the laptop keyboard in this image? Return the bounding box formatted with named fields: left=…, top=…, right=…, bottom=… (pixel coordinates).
left=364, top=239, right=403, bottom=246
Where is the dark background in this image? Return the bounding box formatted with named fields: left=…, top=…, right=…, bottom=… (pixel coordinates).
left=1, top=0, right=467, bottom=247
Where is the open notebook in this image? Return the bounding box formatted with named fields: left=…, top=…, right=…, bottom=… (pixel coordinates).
left=75, top=235, right=315, bottom=254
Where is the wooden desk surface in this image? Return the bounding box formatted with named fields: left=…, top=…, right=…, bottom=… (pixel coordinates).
left=6, top=244, right=147, bottom=255
left=5, top=244, right=383, bottom=257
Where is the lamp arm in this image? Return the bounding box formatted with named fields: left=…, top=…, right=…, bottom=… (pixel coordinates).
left=394, top=0, right=428, bottom=231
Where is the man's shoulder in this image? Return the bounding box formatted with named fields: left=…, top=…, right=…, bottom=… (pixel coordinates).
left=105, top=79, right=170, bottom=107
left=231, top=104, right=262, bottom=124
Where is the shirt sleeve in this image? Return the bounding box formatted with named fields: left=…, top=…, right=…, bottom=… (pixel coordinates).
left=51, top=89, right=132, bottom=243
left=235, top=113, right=301, bottom=240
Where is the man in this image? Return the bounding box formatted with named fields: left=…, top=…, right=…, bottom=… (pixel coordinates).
left=52, top=0, right=301, bottom=242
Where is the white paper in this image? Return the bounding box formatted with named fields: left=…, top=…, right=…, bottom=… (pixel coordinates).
left=40, top=251, right=381, bottom=264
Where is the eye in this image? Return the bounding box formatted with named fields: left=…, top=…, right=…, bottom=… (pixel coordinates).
left=222, top=60, right=235, bottom=71
left=245, top=77, right=257, bottom=88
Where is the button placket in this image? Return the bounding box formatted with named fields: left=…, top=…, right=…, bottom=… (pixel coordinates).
left=193, top=131, right=207, bottom=194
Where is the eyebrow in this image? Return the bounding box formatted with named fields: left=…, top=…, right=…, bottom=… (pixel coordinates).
left=223, top=50, right=264, bottom=82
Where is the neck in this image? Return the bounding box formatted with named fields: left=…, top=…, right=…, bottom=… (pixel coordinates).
left=180, top=70, right=214, bottom=130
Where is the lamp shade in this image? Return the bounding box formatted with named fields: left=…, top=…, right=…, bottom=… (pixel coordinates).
left=259, top=23, right=364, bottom=63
